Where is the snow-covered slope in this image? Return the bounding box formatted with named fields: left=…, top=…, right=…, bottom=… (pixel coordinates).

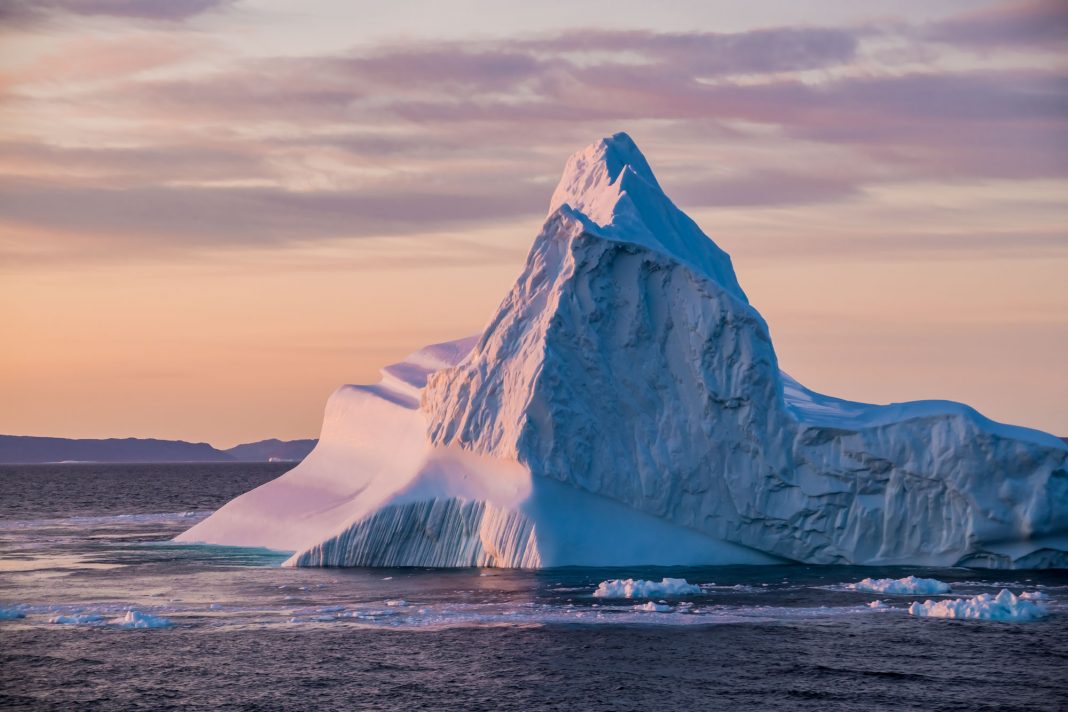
left=178, top=132, right=1068, bottom=569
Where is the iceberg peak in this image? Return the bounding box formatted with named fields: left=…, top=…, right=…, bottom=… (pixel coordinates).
left=548, top=131, right=661, bottom=226
left=549, top=131, right=661, bottom=220
left=548, top=131, right=746, bottom=300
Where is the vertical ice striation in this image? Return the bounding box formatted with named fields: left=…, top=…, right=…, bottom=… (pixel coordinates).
left=287, top=498, right=540, bottom=568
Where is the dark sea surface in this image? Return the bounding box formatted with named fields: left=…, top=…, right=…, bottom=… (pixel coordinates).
left=1, top=463, right=1066, bottom=711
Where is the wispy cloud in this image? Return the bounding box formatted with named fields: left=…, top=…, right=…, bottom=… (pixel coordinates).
left=0, top=0, right=234, bottom=24
left=924, top=0, right=1068, bottom=49
left=1, top=0, right=1065, bottom=265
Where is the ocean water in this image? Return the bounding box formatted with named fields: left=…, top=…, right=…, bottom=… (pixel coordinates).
left=1, top=464, right=1066, bottom=711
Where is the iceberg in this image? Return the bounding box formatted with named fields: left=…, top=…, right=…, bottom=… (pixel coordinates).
left=177, top=132, right=1068, bottom=569
left=846, top=576, right=951, bottom=595
left=908, top=589, right=1049, bottom=621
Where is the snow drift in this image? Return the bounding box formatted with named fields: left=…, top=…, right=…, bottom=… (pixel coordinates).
left=177, top=132, right=1068, bottom=569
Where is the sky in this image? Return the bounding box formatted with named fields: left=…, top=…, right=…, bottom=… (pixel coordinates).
left=1, top=0, right=1066, bottom=447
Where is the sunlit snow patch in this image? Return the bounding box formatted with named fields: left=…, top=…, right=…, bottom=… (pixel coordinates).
left=593, top=578, right=701, bottom=599
left=908, top=589, right=1049, bottom=621
left=846, top=576, right=950, bottom=595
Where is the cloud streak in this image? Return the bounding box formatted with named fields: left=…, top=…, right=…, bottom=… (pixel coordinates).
left=0, top=0, right=234, bottom=23
left=1, top=0, right=1065, bottom=264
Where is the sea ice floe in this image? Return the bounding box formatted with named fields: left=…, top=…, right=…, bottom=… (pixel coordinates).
left=867, top=600, right=890, bottom=609
left=109, top=610, right=172, bottom=628
left=0, top=606, right=27, bottom=620
left=49, top=613, right=104, bottom=624
left=908, top=589, right=1049, bottom=621
left=846, top=576, right=951, bottom=595
left=48, top=609, right=172, bottom=628
left=633, top=602, right=672, bottom=612
left=593, top=578, right=702, bottom=599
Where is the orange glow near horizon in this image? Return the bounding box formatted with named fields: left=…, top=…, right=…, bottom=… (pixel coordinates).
left=1, top=1, right=1065, bottom=445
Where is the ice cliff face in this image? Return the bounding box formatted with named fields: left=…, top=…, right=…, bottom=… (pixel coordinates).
left=178, top=132, right=1068, bottom=569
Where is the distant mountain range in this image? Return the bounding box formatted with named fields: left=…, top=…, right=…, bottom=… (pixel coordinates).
left=0, top=435, right=318, bottom=464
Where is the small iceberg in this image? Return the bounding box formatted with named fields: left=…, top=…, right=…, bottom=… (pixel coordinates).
left=867, top=600, right=890, bottom=609
left=49, top=610, right=172, bottom=628
left=846, top=576, right=950, bottom=595
left=109, top=610, right=172, bottom=628
left=0, top=606, right=26, bottom=620
left=908, top=589, right=1049, bottom=621
left=593, top=578, right=701, bottom=599
left=633, top=601, right=672, bottom=612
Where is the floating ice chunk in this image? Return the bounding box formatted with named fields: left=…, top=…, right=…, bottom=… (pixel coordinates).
left=867, top=600, right=890, bottom=609
left=908, top=589, right=1049, bottom=621
left=846, top=576, right=951, bottom=595
left=633, top=602, right=672, bottom=612
left=1020, top=591, right=1049, bottom=601
left=0, top=606, right=26, bottom=620
left=50, top=613, right=104, bottom=624
left=385, top=599, right=407, bottom=607
left=108, top=610, right=172, bottom=628
left=593, top=578, right=701, bottom=599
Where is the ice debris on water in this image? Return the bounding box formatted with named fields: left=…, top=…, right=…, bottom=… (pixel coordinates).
left=50, top=613, right=104, bottom=624
left=846, top=576, right=951, bottom=595
left=109, top=610, right=172, bottom=628
left=593, top=578, right=701, bottom=599
left=633, top=602, right=672, bottom=612
left=908, top=589, right=1049, bottom=621
left=49, top=609, right=172, bottom=628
